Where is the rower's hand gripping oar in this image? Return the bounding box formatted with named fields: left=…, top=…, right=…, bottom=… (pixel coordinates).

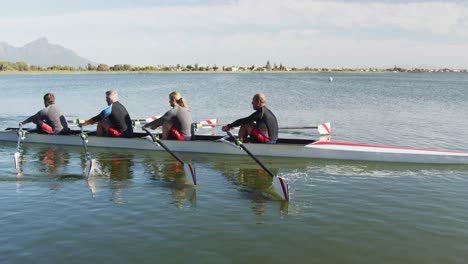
left=225, top=131, right=289, bottom=201
left=14, top=125, right=26, bottom=173
left=79, top=126, right=96, bottom=178
left=142, top=127, right=197, bottom=185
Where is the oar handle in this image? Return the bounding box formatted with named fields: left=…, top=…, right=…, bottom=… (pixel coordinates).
left=225, top=131, right=275, bottom=178
left=142, top=127, right=185, bottom=165
left=68, top=119, right=85, bottom=125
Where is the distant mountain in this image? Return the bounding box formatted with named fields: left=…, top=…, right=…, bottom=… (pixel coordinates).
left=0, top=38, right=97, bottom=67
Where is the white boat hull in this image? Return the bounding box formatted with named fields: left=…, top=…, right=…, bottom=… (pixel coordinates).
left=1, top=130, right=468, bottom=164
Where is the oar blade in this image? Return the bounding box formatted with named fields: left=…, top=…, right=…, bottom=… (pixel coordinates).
left=272, top=176, right=289, bottom=201
left=197, top=119, right=218, bottom=128
left=317, top=122, right=331, bottom=135
left=14, top=152, right=20, bottom=171
left=85, top=159, right=97, bottom=178
left=183, top=163, right=197, bottom=185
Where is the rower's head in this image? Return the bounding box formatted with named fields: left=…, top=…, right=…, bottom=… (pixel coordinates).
left=252, top=93, right=266, bottom=110
left=106, top=89, right=118, bottom=105
left=169, top=91, right=189, bottom=110
left=43, top=93, right=55, bottom=107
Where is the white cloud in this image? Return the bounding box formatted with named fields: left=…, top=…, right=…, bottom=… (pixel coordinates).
left=0, top=0, right=467, bottom=67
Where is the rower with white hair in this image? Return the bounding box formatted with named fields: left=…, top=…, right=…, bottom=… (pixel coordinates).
left=80, top=89, right=133, bottom=138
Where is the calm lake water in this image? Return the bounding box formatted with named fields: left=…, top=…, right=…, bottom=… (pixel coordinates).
left=1, top=73, right=467, bottom=264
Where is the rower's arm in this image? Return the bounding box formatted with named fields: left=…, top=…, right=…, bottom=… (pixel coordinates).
left=228, top=110, right=261, bottom=128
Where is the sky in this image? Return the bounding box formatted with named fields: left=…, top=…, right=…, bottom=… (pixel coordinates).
left=1, top=0, right=467, bottom=69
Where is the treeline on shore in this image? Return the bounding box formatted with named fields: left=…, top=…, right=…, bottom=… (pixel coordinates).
left=0, top=60, right=467, bottom=73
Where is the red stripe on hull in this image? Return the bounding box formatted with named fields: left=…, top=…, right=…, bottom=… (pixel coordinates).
left=311, top=141, right=468, bottom=154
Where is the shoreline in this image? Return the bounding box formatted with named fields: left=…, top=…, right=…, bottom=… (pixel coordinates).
left=0, top=70, right=466, bottom=75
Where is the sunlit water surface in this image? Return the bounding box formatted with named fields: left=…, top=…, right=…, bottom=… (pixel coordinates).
left=1, top=73, right=467, bottom=264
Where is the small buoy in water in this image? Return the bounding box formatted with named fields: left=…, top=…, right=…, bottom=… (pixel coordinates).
left=329, top=76, right=333, bottom=82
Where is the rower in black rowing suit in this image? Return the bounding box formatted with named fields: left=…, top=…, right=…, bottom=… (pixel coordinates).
left=222, top=93, right=278, bottom=144
left=80, top=89, right=133, bottom=138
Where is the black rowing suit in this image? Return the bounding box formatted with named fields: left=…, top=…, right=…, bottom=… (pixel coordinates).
left=90, top=101, right=133, bottom=137
left=227, top=106, right=278, bottom=143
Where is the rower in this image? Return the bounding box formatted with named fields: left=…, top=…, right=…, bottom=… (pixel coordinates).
left=19, top=93, right=71, bottom=135
left=222, top=93, right=278, bottom=144
left=143, top=91, right=193, bottom=140
left=80, top=89, right=133, bottom=138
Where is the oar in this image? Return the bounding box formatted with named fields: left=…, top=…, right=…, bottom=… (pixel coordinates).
left=68, top=118, right=85, bottom=125
left=225, top=131, right=289, bottom=201
left=197, top=121, right=331, bottom=135
left=281, top=122, right=331, bottom=135
left=135, top=118, right=217, bottom=128
left=132, top=116, right=161, bottom=127
left=142, top=127, right=197, bottom=185
left=14, top=126, right=26, bottom=173
left=79, top=126, right=96, bottom=178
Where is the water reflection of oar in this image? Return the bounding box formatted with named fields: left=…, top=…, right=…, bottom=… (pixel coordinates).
left=79, top=126, right=96, bottom=178
left=142, top=127, right=197, bottom=185
left=225, top=131, right=289, bottom=201
left=14, top=125, right=26, bottom=173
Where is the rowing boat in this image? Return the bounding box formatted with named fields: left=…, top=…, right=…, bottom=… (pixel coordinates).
left=1, top=128, right=468, bottom=164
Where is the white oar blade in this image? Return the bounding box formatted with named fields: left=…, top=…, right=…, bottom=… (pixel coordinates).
left=85, top=159, right=97, bottom=178
left=317, top=122, right=331, bottom=135
left=272, top=176, right=289, bottom=201
left=198, top=119, right=218, bottom=128
left=14, top=152, right=20, bottom=171
left=86, top=178, right=97, bottom=195
left=183, top=163, right=197, bottom=185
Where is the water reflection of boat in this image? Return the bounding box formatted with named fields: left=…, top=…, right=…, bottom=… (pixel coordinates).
left=11, top=145, right=85, bottom=193
left=85, top=152, right=135, bottom=203
left=142, top=154, right=196, bottom=209
left=36, top=147, right=71, bottom=174
left=208, top=156, right=288, bottom=215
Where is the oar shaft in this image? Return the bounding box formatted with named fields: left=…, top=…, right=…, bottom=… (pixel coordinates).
left=280, top=126, right=318, bottom=129
left=68, top=119, right=85, bottom=125
left=197, top=124, right=319, bottom=129
left=14, top=126, right=25, bottom=172
left=80, top=127, right=91, bottom=161
left=16, top=127, right=24, bottom=152
left=142, top=127, right=197, bottom=185
left=225, top=130, right=289, bottom=201
left=157, top=140, right=185, bottom=165
left=79, top=127, right=96, bottom=180
left=142, top=127, right=185, bottom=165
left=226, top=131, right=275, bottom=178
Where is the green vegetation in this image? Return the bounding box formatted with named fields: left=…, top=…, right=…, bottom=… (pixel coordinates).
left=0, top=61, right=467, bottom=74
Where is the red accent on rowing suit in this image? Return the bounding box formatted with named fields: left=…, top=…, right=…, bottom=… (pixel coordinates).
left=170, top=126, right=186, bottom=141
left=39, top=121, right=55, bottom=134
left=250, top=127, right=270, bottom=143
left=108, top=127, right=123, bottom=137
